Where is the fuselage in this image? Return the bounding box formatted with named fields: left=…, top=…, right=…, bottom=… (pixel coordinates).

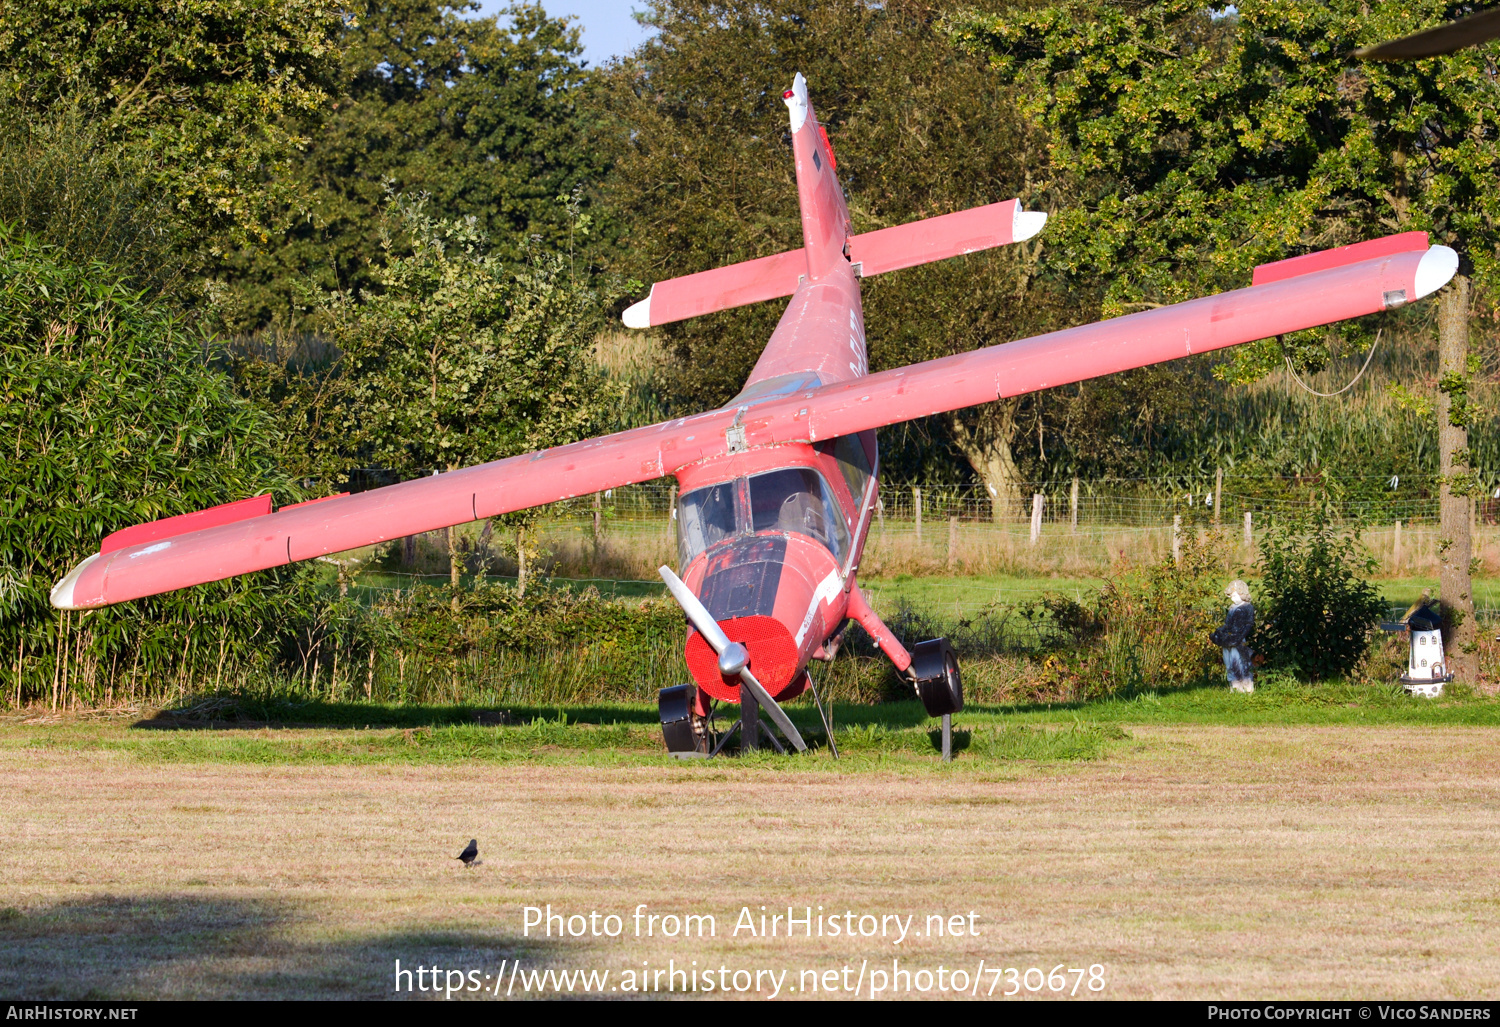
left=674, top=249, right=878, bottom=703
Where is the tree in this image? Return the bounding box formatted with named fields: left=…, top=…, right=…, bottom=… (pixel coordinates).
left=321, top=195, right=617, bottom=597
left=0, top=0, right=344, bottom=257
left=0, top=225, right=303, bottom=706
left=592, top=0, right=1086, bottom=515
left=214, top=0, right=601, bottom=333
left=952, top=0, right=1500, bottom=680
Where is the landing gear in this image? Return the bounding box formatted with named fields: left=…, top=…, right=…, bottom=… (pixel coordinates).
left=910, top=637, right=963, bottom=717
left=658, top=684, right=712, bottom=757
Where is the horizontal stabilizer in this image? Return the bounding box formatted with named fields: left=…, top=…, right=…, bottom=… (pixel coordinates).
left=849, top=199, right=1043, bottom=278
left=623, top=248, right=808, bottom=329
left=622, top=198, right=1044, bottom=329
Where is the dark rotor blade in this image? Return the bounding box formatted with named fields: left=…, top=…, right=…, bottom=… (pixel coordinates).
left=1356, top=7, right=1500, bottom=60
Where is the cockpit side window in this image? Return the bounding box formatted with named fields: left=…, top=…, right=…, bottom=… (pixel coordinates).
left=747, top=468, right=850, bottom=561
left=676, top=480, right=738, bottom=567
left=830, top=434, right=873, bottom=507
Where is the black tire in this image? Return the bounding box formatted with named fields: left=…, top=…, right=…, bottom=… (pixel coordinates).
left=910, top=638, right=963, bottom=717
left=658, top=684, right=709, bottom=753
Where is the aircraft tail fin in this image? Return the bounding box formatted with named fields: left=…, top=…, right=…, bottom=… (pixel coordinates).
left=783, top=72, right=849, bottom=279
left=621, top=199, right=1046, bottom=329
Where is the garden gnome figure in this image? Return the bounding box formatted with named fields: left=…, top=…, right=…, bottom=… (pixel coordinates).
left=1210, top=579, right=1255, bottom=693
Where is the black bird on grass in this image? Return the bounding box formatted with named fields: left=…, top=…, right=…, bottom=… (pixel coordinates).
left=456, top=839, right=480, bottom=868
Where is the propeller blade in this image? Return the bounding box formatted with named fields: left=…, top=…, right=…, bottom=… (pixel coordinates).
left=658, top=565, right=807, bottom=753
left=736, top=667, right=808, bottom=753
left=659, top=565, right=730, bottom=653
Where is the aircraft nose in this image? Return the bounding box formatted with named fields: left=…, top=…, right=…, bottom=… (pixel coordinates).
left=682, top=534, right=836, bottom=703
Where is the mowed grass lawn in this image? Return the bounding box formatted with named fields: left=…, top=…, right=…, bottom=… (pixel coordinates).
left=4, top=685, right=1500, bottom=1000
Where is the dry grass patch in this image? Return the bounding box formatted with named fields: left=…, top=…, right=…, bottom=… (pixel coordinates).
left=1, top=723, right=1499, bottom=999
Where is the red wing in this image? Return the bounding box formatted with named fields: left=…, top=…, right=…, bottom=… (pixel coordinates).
left=52, top=409, right=745, bottom=609
left=53, top=233, right=1455, bottom=609
left=743, top=237, right=1455, bottom=446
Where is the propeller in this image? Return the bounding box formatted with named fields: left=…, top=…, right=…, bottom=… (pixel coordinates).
left=1356, top=6, right=1500, bottom=60
left=658, top=565, right=807, bottom=752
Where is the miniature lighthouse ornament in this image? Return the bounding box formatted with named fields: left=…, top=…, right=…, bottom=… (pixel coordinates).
left=1210, top=580, right=1256, bottom=693
left=1401, top=591, right=1451, bottom=697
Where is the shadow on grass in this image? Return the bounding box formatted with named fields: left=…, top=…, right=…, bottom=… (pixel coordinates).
left=132, top=698, right=671, bottom=732
left=0, top=893, right=568, bottom=1000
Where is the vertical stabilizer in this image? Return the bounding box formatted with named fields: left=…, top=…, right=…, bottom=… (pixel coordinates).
left=783, top=73, right=850, bottom=280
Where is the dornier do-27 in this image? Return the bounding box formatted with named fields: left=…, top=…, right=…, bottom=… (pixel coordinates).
left=52, top=74, right=1458, bottom=756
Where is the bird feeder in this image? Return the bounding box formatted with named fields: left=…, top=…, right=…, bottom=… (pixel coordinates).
left=1400, top=606, right=1451, bottom=697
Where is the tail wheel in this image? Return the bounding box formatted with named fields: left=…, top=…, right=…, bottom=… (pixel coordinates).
left=658, top=684, right=711, bottom=754
left=910, top=638, right=963, bottom=717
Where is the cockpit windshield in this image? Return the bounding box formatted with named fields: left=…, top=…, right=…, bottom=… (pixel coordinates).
left=676, top=479, right=738, bottom=567
left=675, top=469, right=850, bottom=567
left=748, top=468, right=849, bottom=560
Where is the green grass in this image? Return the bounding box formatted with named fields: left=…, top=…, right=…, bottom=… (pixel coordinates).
left=9, top=680, right=1499, bottom=772
left=857, top=572, right=1500, bottom=615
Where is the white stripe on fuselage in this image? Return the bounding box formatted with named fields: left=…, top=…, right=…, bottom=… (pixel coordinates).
left=795, top=568, right=844, bottom=646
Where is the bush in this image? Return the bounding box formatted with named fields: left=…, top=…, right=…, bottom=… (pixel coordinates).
left=0, top=225, right=306, bottom=708
left=1255, top=514, right=1384, bottom=681
left=999, top=532, right=1230, bottom=699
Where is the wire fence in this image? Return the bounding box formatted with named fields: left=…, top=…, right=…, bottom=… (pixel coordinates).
left=359, top=474, right=1498, bottom=620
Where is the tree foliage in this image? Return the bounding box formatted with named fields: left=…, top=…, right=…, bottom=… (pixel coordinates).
left=324, top=195, right=615, bottom=476
left=0, top=0, right=344, bottom=253
left=950, top=0, right=1500, bottom=375
left=215, top=0, right=601, bottom=332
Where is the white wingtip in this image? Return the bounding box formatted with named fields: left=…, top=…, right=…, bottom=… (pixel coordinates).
left=50, top=553, right=98, bottom=610
left=1013, top=207, right=1047, bottom=242
left=1414, top=245, right=1459, bottom=300
left=784, top=71, right=809, bottom=133
left=622, top=295, right=651, bottom=330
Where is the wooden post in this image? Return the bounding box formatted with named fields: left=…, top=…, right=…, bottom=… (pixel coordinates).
left=914, top=487, right=922, bottom=545
left=593, top=492, right=603, bottom=546
left=1070, top=477, right=1079, bottom=534
left=1243, top=511, right=1253, bottom=558
left=948, top=515, right=959, bottom=572
left=1214, top=467, right=1223, bottom=526
left=877, top=494, right=885, bottom=543
left=666, top=485, right=677, bottom=543
left=1030, top=493, right=1044, bottom=545
left=1173, top=514, right=1182, bottom=564
left=1394, top=520, right=1403, bottom=573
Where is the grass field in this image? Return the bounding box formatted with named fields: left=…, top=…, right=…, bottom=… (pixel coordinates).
left=4, top=686, right=1500, bottom=1000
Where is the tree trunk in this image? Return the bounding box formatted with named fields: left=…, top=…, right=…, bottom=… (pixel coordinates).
left=516, top=524, right=529, bottom=599
left=1437, top=276, right=1477, bottom=682
left=447, top=524, right=461, bottom=613
left=949, top=399, right=1023, bottom=522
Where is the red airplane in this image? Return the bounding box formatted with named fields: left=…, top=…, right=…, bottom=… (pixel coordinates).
left=52, top=74, right=1457, bottom=756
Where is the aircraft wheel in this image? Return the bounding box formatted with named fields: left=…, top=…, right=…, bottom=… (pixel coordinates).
left=658, top=684, right=710, bottom=754
left=910, top=638, right=963, bottom=717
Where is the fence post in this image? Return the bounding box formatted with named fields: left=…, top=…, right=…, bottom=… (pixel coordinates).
left=1070, top=477, right=1079, bottom=533
left=877, top=493, right=885, bottom=545
left=593, top=492, right=603, bottom=546
left=1243, top=511, right=1253, bottom=559
left=1173, top=514, right=1182, bottom=564
left=666, top=485, right=677, bottom=544
left=1394, top=519, right=1402, bottom=573
left=1214, top=467, right=1223, bottom=526
left=948, top=516, right=959, bottom=572
left=1030, top=493, right=1044, bottom=545
left=914, top=487, right=922, bottom=545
